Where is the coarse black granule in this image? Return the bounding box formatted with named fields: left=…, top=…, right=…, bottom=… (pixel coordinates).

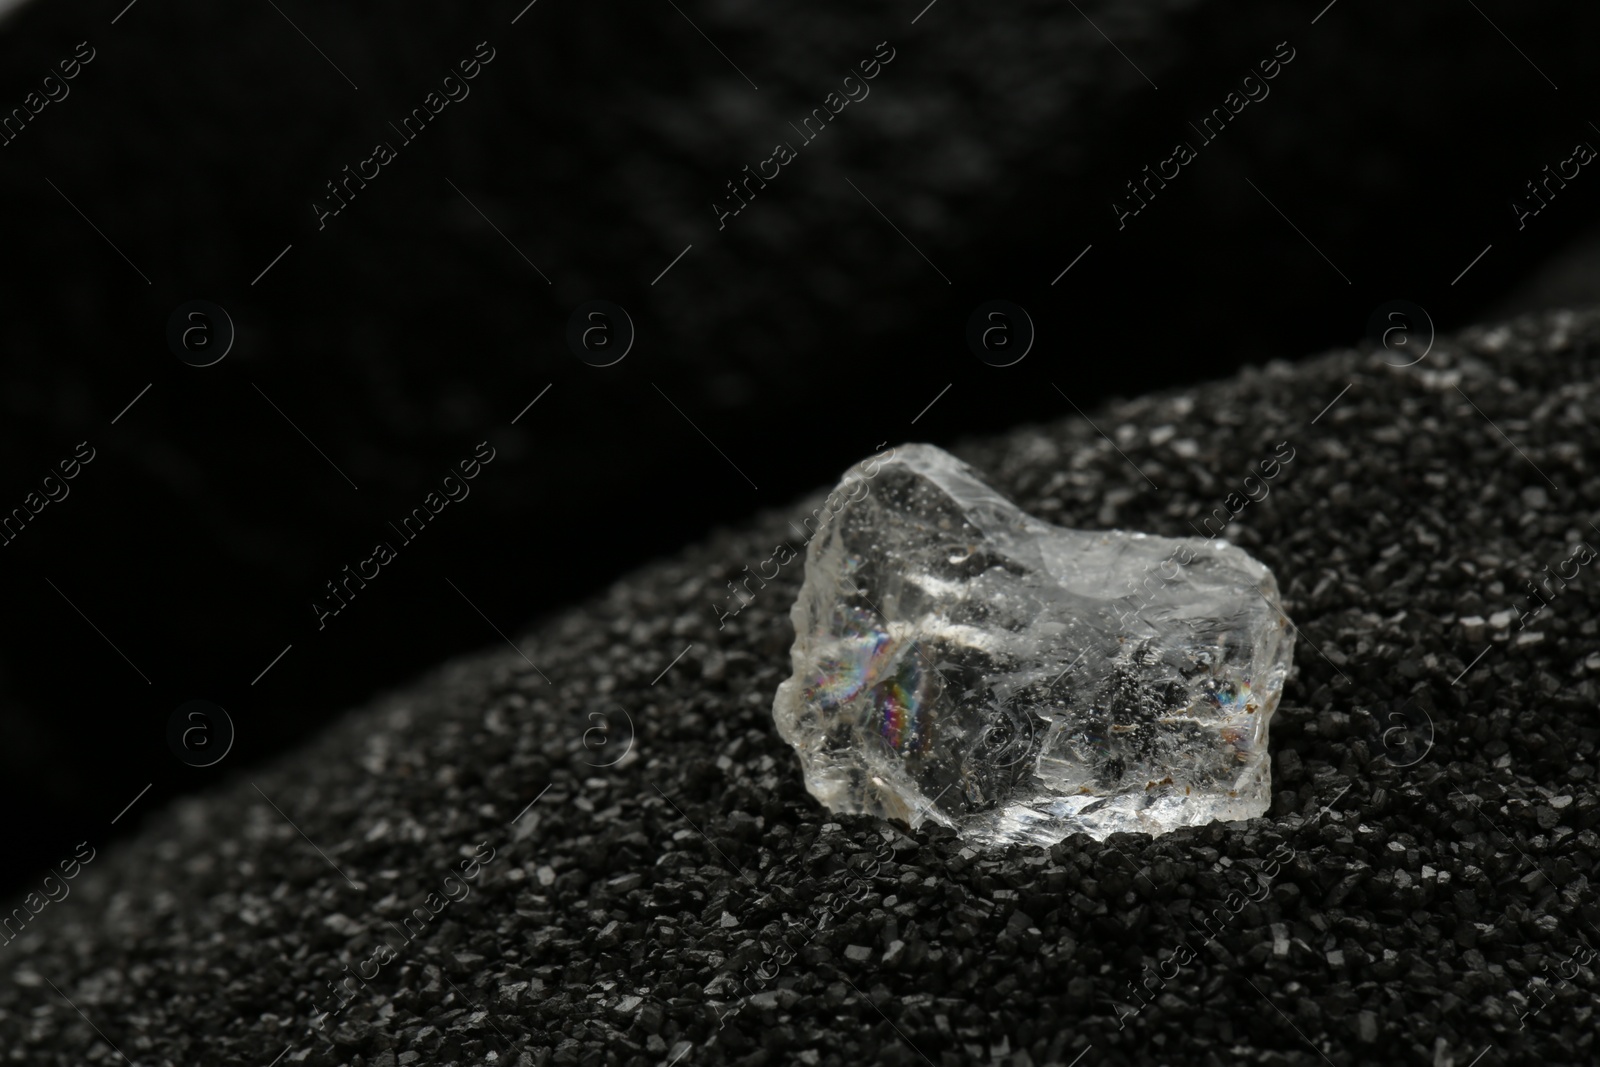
left=3, top=307, right=1598, bottom=1067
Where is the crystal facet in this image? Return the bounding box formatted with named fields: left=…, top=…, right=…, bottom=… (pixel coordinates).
left=772, top=443, right=1295, bottom=844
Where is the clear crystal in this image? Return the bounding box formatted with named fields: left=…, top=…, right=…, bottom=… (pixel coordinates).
left=772, top=443, right=1295, bottom=844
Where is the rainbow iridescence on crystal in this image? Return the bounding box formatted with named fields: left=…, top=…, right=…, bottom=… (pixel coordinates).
left=772, top=443, right=1295, bottom=845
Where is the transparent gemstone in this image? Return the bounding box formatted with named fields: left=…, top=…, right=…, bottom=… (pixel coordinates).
left=772, top=443, right=1295, bottom=844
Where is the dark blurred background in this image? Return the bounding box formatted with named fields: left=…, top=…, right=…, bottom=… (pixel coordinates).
left=1, top=0, right=1598, bottom=893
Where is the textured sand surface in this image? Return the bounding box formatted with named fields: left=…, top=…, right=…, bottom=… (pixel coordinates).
left=3, top=309, right=1597, bottom=1066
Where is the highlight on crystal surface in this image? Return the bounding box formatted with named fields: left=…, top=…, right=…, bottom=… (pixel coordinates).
left=771, top=443, right=1295, bottom=845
